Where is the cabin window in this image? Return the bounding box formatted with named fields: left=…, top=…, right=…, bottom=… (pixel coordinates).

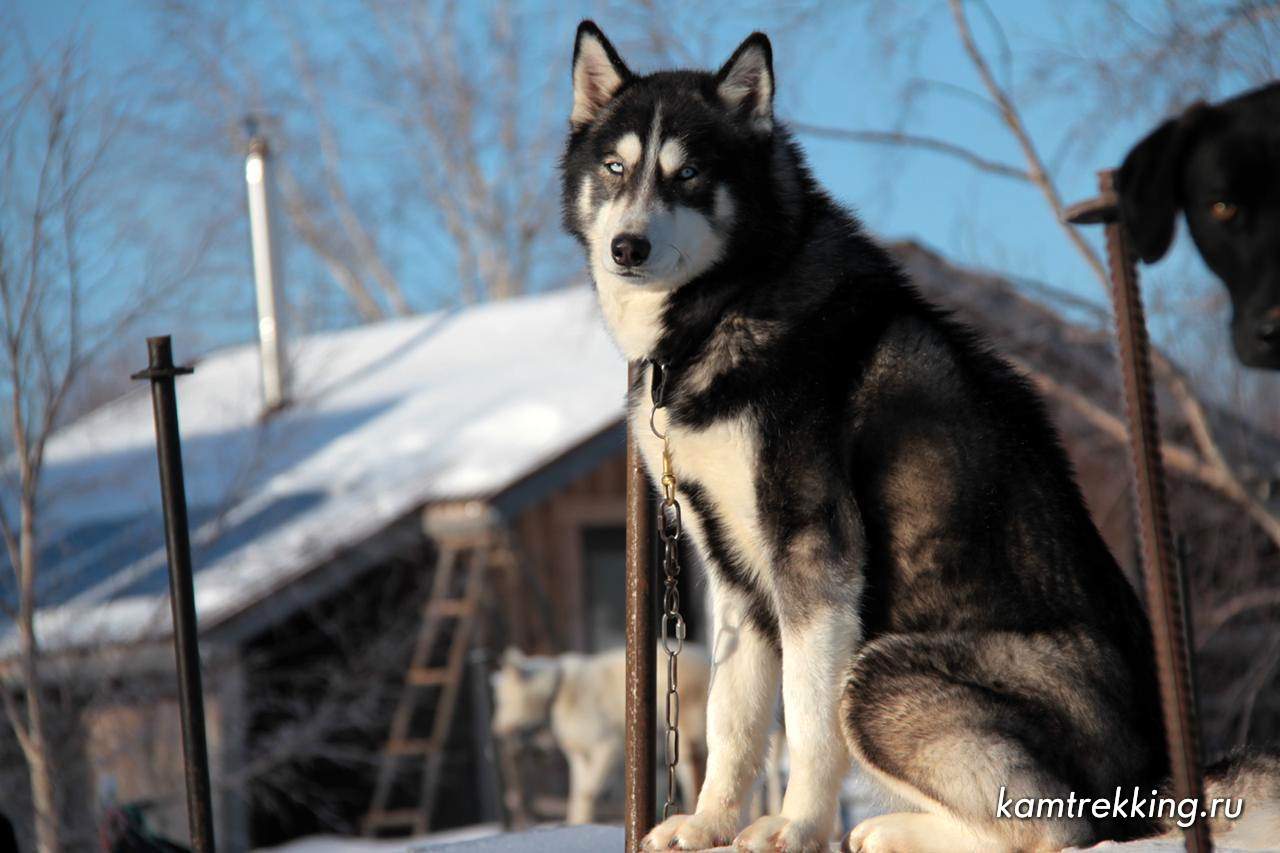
left=582, top=524, right=626, bottom=649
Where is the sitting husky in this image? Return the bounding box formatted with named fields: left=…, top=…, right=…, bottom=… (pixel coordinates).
left=491, top=645, right=710, bottom=825
left=561, top=21, right=1279, bottom=853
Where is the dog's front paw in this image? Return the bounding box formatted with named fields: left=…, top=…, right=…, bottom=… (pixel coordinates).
left=733, top=814, right=829, bottom=852
left=642, top=810, right=738, bottom=850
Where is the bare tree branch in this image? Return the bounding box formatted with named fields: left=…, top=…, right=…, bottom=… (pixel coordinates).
left=947, top=0, right=1112, bottom=291
left=792, top=122, right=1032, bottom=182
left=1201, top=587, right=1280, bottom=645
left=932, top=0, right=1280, bottom=560
left=277, top=12, right=410, bottom=316
left=0, top=25, right=212, bottom=849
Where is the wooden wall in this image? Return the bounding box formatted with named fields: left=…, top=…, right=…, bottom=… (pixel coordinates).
left=508, top=451, right=627, bottom=653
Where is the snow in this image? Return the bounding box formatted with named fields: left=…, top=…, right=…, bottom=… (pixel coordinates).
left=1078, top=843, right=1251, bottom=852
left=254, top=826, right=614, bottom=852
left=252, top=826, right=1251, bottom=853
left=6, top=286, right=625, bottom=653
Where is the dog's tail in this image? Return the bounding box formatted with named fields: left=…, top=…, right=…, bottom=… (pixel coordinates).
left=1153, top=749, right=1280, bottom=850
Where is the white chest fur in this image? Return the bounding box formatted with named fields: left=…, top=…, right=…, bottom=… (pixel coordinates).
left=630, top=394, right=771, bottom=587
left=596, top=278, right=673, bottom=361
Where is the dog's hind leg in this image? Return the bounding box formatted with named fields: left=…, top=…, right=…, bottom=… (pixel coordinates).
left=841, top=632, right=1111, bottom=853
left=843, top=811, right=991, bottom=853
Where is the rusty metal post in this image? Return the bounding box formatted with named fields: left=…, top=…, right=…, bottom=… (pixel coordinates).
left=132, top=336, right=216, bottom=853
left=625, top=362, right=656, bottom=851
left=1068, top=172, right=1210, bottom=853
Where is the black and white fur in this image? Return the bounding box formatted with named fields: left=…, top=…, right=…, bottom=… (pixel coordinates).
left=562, top=22, right=1279, bottom=852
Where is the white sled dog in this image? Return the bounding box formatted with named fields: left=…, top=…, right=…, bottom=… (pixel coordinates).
left=560, top=20, right=1280, bottom=853
left=491, top=645, right=711, bottom=825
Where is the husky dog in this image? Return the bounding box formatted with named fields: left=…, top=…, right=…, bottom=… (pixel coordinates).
left=491, top=646, right=710, bottom=825
left=561, top=21, right=1279, bottom=853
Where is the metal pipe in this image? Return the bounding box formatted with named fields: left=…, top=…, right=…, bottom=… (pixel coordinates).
left=132, top=336, right=216, bottom=853
left=1083, top=171, right=1211, bottom=853
left=245, top=136, right=289, bottom=413
left=624, top=362, right=656, bottom=851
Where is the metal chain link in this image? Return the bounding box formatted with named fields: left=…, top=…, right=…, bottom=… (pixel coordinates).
left=649, top=363, right=685, bottom=820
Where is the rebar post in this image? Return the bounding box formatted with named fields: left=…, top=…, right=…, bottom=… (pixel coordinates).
left=132, top=336, right=215, bottom=853
left=625, top=362, right=656, bottom=851
left=1068, top=173, right=1210, bottom=853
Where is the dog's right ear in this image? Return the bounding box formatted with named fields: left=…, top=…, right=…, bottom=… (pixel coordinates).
left=716, top=33, right=774, bottom=133
left=1116, top=104, right=1209, bottom=264
left=572, top=21, right=632, bottom=130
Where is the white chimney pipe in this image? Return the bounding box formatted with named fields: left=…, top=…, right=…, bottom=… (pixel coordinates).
left=244, top=136, right=289, bottom=412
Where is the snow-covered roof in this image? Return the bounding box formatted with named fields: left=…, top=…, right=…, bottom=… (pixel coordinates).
left=14, top=242, right=1278, bottom=658
left=6, top=286, right=625, bottom=653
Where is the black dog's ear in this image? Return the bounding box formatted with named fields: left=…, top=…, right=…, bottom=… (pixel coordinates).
left=716, top=33, right=774, bottom=133
left=1116, top=104, right=1210, bottom=264
left=571, top=21, right=632, bottom=129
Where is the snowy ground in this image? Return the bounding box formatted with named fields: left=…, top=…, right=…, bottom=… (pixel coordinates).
left=254, top=825, right=608, bottom=852
left=253, top=771, right=1256, bottom=853
left=254, top=822, right=503, bottom=851
left=252, top=766, right=1262, bottom=852
left=255, top=825, right=1252, bottom=853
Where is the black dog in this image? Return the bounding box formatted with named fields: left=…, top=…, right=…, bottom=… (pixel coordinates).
left=1118, top=81, right=1280, bottom=369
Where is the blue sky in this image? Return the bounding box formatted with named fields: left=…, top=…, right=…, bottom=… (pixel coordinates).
left=8, top=1, right=1255, bottom=361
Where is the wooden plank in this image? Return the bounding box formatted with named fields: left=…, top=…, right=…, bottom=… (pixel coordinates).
left=428, top=599, right=474, bottom=617
left=406, top=667, right=451, bottom=686
left=414, top=548, right=462, bottom=667
left=363, top=809, right=422, bottom=830
left=385, top=738, right=432, bottom=756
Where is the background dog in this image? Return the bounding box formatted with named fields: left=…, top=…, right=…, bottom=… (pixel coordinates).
left=1118, top=82, right=1280, bottom=369
left=491, top=645, right=710, bottom=825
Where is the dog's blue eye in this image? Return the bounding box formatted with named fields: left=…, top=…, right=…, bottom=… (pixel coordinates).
left=676, top=166, right=699, bottom=181
left=605, top=161, right=624, bottom=175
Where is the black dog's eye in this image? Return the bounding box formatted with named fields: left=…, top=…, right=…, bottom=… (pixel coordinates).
left=1210, top=201, right=1239, bottom=223
left=676, top=165, right=699, bottom=181
left=604, top=160, right=624, bottom=176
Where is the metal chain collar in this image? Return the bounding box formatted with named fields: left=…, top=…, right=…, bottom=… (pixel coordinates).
left=649, top=362, right=685, bottom=820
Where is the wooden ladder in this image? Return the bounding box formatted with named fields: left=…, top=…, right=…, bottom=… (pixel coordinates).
left=362, top=541, right=487, bottom=836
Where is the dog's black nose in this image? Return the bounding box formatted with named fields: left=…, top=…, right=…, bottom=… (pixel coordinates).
left=1259, top=319, right=1280, bottom=344
left=611, top=234, right=651, bottom=268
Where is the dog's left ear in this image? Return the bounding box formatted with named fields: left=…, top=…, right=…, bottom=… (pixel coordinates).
left=1116, top=103, right=1210, bottom=264
left=716, top=33, right=774, bottom=133
left=572, top=21, right=632, bottom=129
